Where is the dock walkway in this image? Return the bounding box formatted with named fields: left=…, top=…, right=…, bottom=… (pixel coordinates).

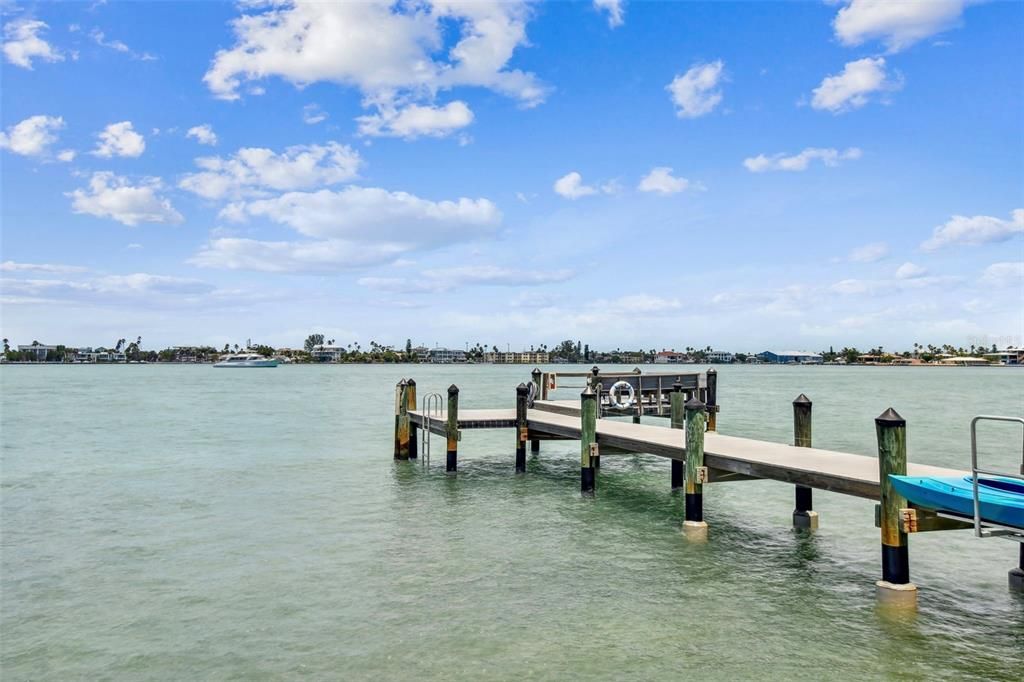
left=410, top=402, right=963, bottom=500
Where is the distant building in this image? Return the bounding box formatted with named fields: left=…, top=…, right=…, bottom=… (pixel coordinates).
left=758, top=350, right=823, bottom=365
left=426, top=347, right=467, bottom=363
left=706, top=350, right=734, bottom=363
left=987, top=347, right=1023, bottom=366
left=17, top=344, right=58, bottom=360
left=310, top=345, right=346, bottom=362
left=937, top=356, right=990, bottom=366
left=482, top=351, right=549, bottom=364
left=654, top=350, right=688, bottom=364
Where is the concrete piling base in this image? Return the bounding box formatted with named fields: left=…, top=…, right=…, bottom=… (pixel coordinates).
left=876, top=580, right=918, bottom=607
left=682, top=520, right=708, bottom=541
left=793, top=510, right=819, bottom=531
left=1009, top=568, right=1024, bottom=593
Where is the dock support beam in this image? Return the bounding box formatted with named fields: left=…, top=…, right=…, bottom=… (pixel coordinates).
left=670, top=382, right=684, bottom=490
left=1010, top=545, right=1024, bottom=594
left=530, top=368, right=542, bottom=453
left=875, top=408, right=917, bottom=604
left=792, top=394, right=817, bottom=530
left=406, top=378, right=418, bottom=460
left=395, top=379, right=410, bottom=460
left=446, top=384, right=459, bottom=473
left=706, top=369, right=718, bottom=432
left=580, top=386, right=597, bottom=496
left=683, top=397, right=707, bottom=539
left=515, top=383, right=528, bottom=473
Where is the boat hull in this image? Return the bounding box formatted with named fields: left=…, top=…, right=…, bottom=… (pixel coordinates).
left=213, top=360, right=278, bottom=368
left=889, top=475, right=1024, bottom=529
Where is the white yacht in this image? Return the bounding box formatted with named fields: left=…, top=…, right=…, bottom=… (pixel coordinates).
left=213, top=352, right=278, bottom=368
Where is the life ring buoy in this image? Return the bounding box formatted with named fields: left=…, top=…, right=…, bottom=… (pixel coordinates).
left=608, top=380, right=636, bottom=409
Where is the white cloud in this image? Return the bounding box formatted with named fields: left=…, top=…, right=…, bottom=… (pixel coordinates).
left=179, top=142, right=362, bottom=200
left=848, top=241, right=888, bottom=263
left=357, top=101, right=474, bottom=139
left=637, top=167, right=694, bottom=194
left=236, top=186, right=500, bottom=242
left=3, top=19, right=62, bottom=69
left=810, top=57, right=900, bottom=113
left=57, top=149, right=76, bottom=162
left=594, top=0, right=625, bottom=28
left=193, top=186, right=502, bottom=272
left=743, top=147, right=862, bottom=172
left=894, top=262, right=927, bottom=280
left=67, top=172, right=183, bottom=226
left=186, top=124, right=218, bottom=146
left=359, top=265, right=574, bottom=293
left=553, top=171, right=599, bottom=199
left=666, top=60, right=725, bottom=119
left=202, top=1, right=547, bottom=134
left=980, top=262, right=1024, bottom=288
left=1, top=272, right=214, bottom=303
left=0, top=261, right=88, bottom=274
left=302, top=103, right=328, bottom=125
left=833, top=0, right=966, bottom=53
left=190, top=238, right=405, bottom=273
left=0, top=115, right=64, bottom=157
left=92, top=121, right=146, bottom=158
left=921, top=209, right=1024, bottom=251
left=90, top=28, right=156, bottom=61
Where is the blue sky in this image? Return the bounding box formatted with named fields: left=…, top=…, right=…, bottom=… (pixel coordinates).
left=1, top=0, right=1021, bottom=352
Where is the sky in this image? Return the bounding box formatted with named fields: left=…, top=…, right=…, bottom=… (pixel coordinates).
left=1, top=0, right=1022, bottom=353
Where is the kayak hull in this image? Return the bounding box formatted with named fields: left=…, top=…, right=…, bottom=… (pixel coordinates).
left=889, top=475, right=1024, bottom=529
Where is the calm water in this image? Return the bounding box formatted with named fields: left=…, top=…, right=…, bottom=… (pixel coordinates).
left=2, top=364, right=1023, bottom=680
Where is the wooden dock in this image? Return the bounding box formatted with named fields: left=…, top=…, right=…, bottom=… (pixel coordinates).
left=392, top=368, right=1024, bottom=602
left=409, top=402, right=963, bottom=500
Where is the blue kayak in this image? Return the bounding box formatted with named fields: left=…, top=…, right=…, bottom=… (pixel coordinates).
left=889, top=475, right=1024, bottom=529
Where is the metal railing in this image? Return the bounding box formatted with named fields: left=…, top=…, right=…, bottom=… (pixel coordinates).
left=420, top=393, right=444, bottom=466
left=969, top=415, right=1024, bottom=540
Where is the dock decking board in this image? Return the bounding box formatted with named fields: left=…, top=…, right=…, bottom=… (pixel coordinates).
left=409, top=407, right=964, bottom=500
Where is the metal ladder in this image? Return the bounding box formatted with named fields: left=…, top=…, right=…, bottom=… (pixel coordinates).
left=420, top=393, right=443, bottom=466
left=968, top=415, right=1024, bottom=542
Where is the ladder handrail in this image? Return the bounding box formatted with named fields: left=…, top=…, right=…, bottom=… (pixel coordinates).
left=421, top=393, right=444, bottom=466
left=969, top=415, right=1024, bottom=539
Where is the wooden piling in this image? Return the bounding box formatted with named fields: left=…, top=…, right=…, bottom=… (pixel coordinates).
left=396, top=379, right=410, bottom=460
left=580, top=386, right=597, bottom=495
left=530, top=368, right=542, bottom=453
left=792, top=394, right=816, bottom=530
left=670, top=381, right=684, bottom=489
left=406, top=378, right=418, bottom=460
left=515, top=383, right=528, bottom=473
left=875, top=407, right=917, bottom=602
left=683, top=396, right=708, bottom=538
left=393, top=380, right=404, bottom=458
left=446, top=384, right=459, bottom=473
left=706, top=368, right=718, bottom=432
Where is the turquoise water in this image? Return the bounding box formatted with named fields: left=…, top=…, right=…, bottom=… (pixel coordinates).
left=2, top=364, right=1022, bottom=679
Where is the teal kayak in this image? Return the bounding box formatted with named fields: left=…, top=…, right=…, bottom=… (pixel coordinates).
left=889, top=475, right=1024, bottom=529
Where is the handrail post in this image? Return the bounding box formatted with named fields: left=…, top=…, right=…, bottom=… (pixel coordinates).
left=706, top=368, right=718, bottom=431
left=683, top=396, right=708, bottom=540
left=515, top=383, right=529, bottom=473
left=530, top=368, right=542, bottom=453
left=792, top=394, right=816, bottom=530
left=446, top=384, right=459, bottom=473
left=581, top=386, right=597, bottom=495
left=875, top=407, right=916, bottom=604
left=670, top=381, right=685, bottom=489
left=406, top=378, right=418, bottom=460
